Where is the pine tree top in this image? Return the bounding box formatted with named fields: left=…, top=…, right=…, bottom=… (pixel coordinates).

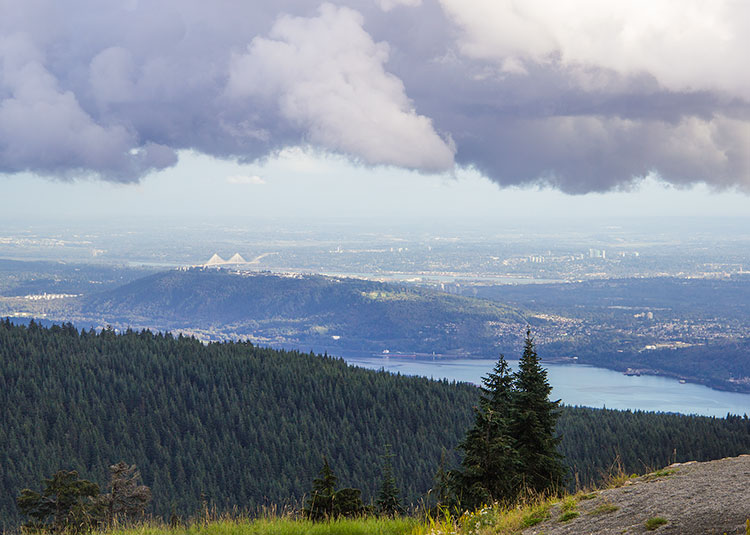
left=312, top=457, right=337, bottom=496
left=515, top=328, right=552, bottom=398
left=480, top=353, right=514, bottom=411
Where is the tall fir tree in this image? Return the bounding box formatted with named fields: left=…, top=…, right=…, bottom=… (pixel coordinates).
left=376, top=445, right=402, bottom=516
left=303, top=457, right=337, bottom=521
left=451, top=354, right=519, bottom=508
left=510, top=329, right=566, bottom=494
left=431, top=447, right=451, bottom=510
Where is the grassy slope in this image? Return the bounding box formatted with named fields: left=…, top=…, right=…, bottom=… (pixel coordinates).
left=105, top=517, right=417, bottom=535
left=98, top=460, right=742, bottom=535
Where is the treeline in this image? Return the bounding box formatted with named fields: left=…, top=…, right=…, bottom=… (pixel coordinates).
left=558, top=407, right=750, bottom=485
left=2, top=320, right=750, bottom=529
left=17, top=463, right=151, bottom=533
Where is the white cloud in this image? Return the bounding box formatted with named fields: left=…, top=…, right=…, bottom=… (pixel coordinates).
left=226, top=174, right=265, bottom=185
left=439, top=0, right=750, bottom=98
left=227, top=3, right=455, bottom=172
left=376, top=0, right=422, bottom=12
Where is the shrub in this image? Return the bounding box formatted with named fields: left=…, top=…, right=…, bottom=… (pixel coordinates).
left=645, top=516, right=668, bottom=530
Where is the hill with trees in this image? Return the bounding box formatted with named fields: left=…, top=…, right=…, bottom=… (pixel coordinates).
left=77, top=268, right=527, bottom=356
left=2, top=320, right=750, bottom=529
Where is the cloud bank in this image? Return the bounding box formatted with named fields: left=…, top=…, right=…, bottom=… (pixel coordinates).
left=227, top=4, right=454, bottom=171
left=0, top=0, right=748, bottom=193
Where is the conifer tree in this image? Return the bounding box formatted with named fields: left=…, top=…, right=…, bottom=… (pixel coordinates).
left=17, top=470, right=101, bottom=533
left=303, top=457, right=363, bottom=520
left=303, top=457, right=337, bottom=521
left=451, top=354, right=518, bottom=508
left=431, top=448, right=451, bottom=510
left=331, top=488, right=364, bottom=519
left=510, top=329, right=566, bottom=494
left=99, top=462, right=151, bottom=525
left=376, top=445, right=402, bottom=516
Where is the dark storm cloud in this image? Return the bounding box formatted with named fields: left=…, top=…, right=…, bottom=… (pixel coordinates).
left=0, top=0, right=748, bottom=192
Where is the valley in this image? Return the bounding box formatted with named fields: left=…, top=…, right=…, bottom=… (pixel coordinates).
left=2, top=258, right=750, bottom=397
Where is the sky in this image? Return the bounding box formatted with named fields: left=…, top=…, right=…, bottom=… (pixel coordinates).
left=1, top=0, right=749, bottom=225
left=3, top=149, right=749, bottom=228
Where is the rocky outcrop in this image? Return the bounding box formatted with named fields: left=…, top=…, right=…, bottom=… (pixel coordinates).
left=527, top=455, right=750, bottom=534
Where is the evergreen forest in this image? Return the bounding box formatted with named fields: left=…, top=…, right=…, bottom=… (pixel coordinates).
left=2, top=320, right=750, bottom=529
left=78, top=269, right=526, bottom=355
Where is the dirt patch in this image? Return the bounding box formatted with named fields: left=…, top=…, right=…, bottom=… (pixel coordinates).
left=524, top=455, right=750, bottom=535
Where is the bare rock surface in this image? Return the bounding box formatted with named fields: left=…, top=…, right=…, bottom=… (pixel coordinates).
left=525, top=455, right=750, bottom=535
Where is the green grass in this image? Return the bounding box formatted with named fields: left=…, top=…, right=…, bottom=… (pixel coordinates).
left=558, top=511, right=579, bottom=522
left=645, top=516, right=668, bottom=530
left=98, top=460, right=679, bottom=535
left=412, top=500, right=554, bottom=535
left=642, top=469, right=676, bottom=481
left=557, top=496, right=579, bottom=523
left=600, top=456, right=638, bottom=488
left=588, top=502, right=619, bottom=516
left=103, top=517, right=416, bottom=535
left=519, top=503, right=551, bottom=529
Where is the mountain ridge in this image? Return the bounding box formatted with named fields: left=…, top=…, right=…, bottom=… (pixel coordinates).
left=79, top=268, right=528, bottom=356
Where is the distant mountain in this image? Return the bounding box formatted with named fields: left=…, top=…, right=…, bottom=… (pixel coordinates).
left=81, top=268, right=527, bottom=356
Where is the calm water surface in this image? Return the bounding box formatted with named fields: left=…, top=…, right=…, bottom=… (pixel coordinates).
left=345, top=356, right=750, bottom=417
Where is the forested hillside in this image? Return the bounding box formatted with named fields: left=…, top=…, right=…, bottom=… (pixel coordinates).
left=0, top=258, right=156, bottom=296
left=2, top=320, right=750, bottom=529
left=557, top=407, right=750, bottom=484
left=0, top=319, right=478, bottom=529
left=79, top=268, right=526, bottom=355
